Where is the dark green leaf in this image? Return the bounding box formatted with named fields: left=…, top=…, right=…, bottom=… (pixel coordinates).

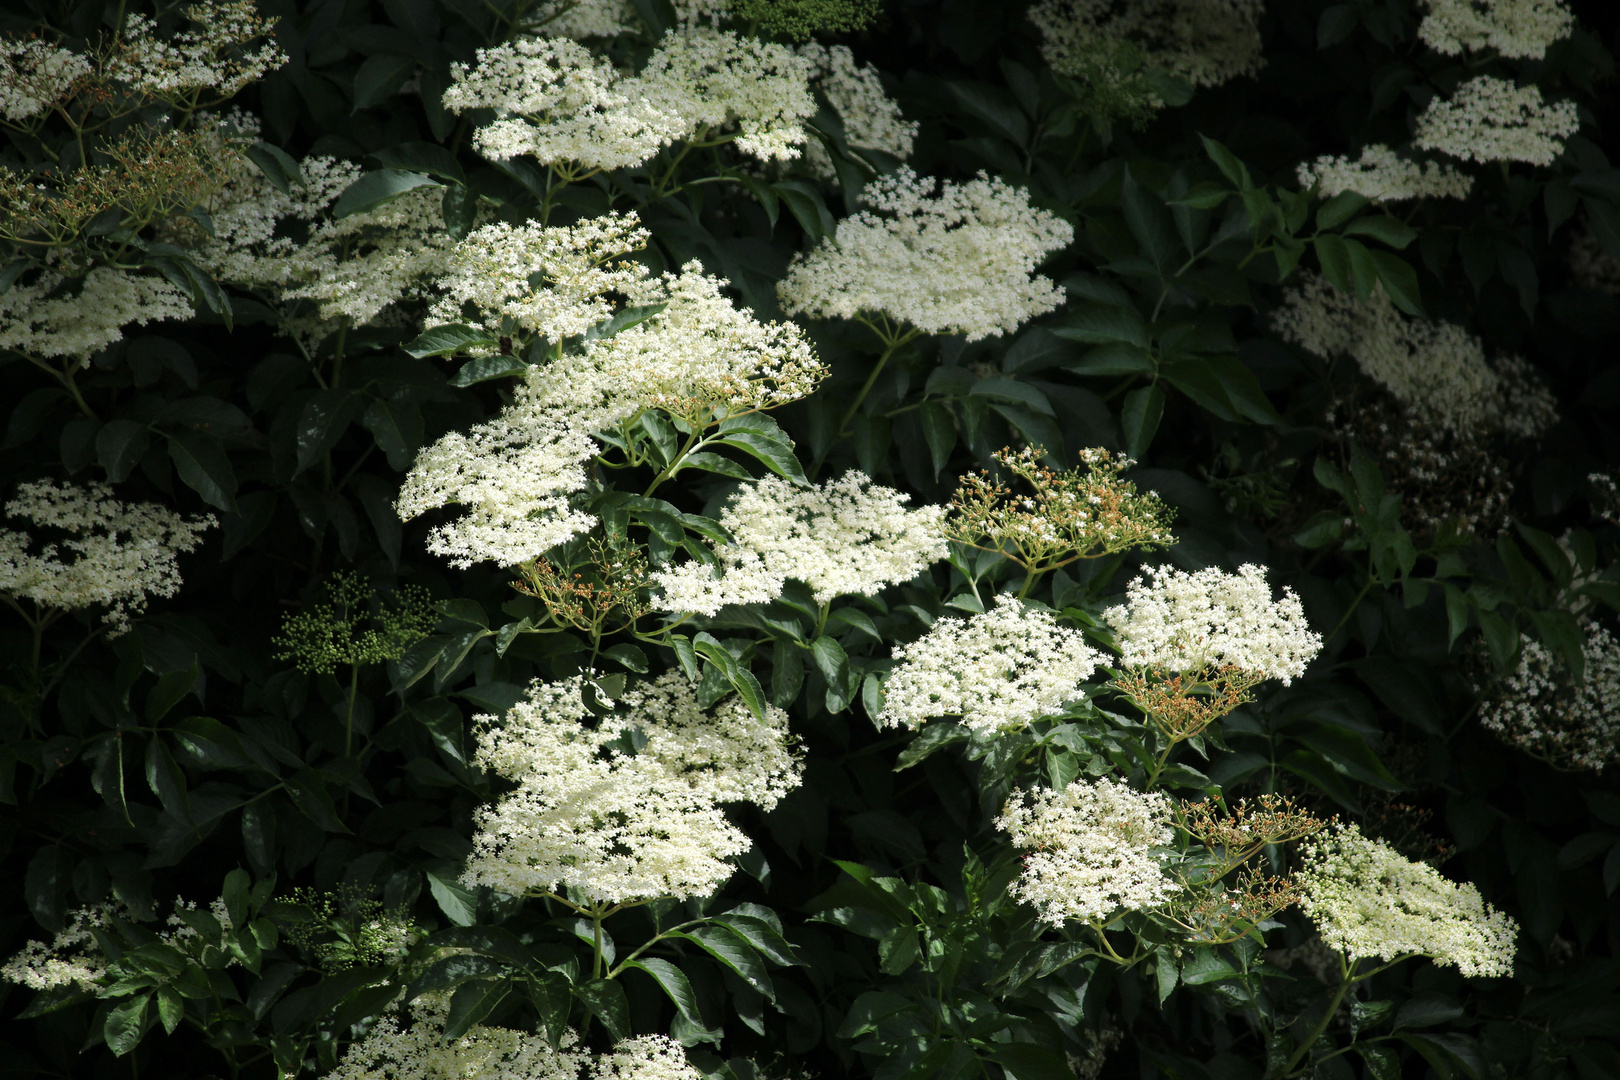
left=333, top=170, right=441, bottom=219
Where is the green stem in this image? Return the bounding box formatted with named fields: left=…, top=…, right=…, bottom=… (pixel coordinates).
left=811, top=325, right=917, bottom=478
left=1324, top=578, right=1374, bottom=646
left=344, top=664, right=360, bottom=758
left=1281, top=954, right=1354, bottom=1077
left=591, top=908, right=605, bottom=980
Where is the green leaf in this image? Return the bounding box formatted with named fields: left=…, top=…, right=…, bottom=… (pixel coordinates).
left=1123, top=167, right=1181, bottom=272
left=246, top=142, right=303, bottom=195
left=1315, top=233, right=1353, bottom=295
left=155, top=985, right=184, bottom=1035
left=1395, top=993, right=1465, bottom=1029
left=673, top=924, right=773, bottom=999
left=985, top=1042, right=1076, bottom=1080
left=361, top=398, right=422, bottom=472
left=1358, top=1045, right=1401, bottom=1080
left=1064, top=342, right=1155, bottom=377
left=693, top=633, right=768, bottom=722
left=811, top=635, right=852, bottom=713
left=1052, top=304, right=1149, bottom=348
left=772, top=180, right=836, bottom=243
left=1156, top=956, right=1179, bottom=1002
left=166, top=431, right=237, bottom=511
left=352, top=54, right=417, bottom=111
left=713, top=416, right=806, bottom=484
left=1315, top=190, right=1368, bottom=230
left=576, top=978, right=630, bottom=1041
left=1370, top=250, right=1424, bottom=315
left=369, top=141, right=465, bottom=184
left=895, top=721, right=971, bottom=769
left=584, top=303, right=668, bottom=342
left=1344, top=214, right=1418, bottom=250
left=452, top=355, right=529, bottom=387
left=625, top=959, right=703, bottom=1026
left=104, top=995, right=151, bottom=1056
left=404, top=324, right=500, bottom=359
left=442, top=980, right=509, bottom=1041
left=1199, top=135, right=1252, bottom=190
left=293, top=389, right=361, bottom=476
left=1121, top=385, right=1164, bottom=459
left=332, top=170, right=441, bottom=220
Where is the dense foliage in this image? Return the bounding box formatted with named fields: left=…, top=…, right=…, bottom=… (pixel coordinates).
left=3, top=0, right=1620, bottom=1079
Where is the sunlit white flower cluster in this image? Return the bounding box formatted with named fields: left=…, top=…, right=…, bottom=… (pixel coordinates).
left=330, top=994, right=703, bottom=1080
left=0, top=264, right=193, bottom=363
left=1270, top=273, right=1558, bottom=439
left=0, top=903, right=117, bottom=991
left=1418, top=0, right=1573, bottom=59
left=427, top=212, right=650, bottom=346
left=778, top=167, right=1073, bottom=340
left=879, top=595, right=1103, bottom=734
left=0, top=480, right=215, bottom=634
left=464, top=675, right=800, bottom=903
left=1479, top=626, right=1620, bottom=772
left=1104, top=564, right=1321, bottom=685
left=443, top=38, right=685, bottom=170
left=1029, top=0, right=1264, bottom=93
left=997, top=779, right=1177, bottom=925
left=1295, top=144, right=1474, bottom=203
left=797, top=42, right=917, bottom=178
left=653, top=472, right=948, bottom=613
left=105, top=1, right=287, bottom=99
left=1297, top=823, right=1518, bottom=977
left=0, top=37, right=91, bottom=122
left=1415, top=76, right=1580, bottom=166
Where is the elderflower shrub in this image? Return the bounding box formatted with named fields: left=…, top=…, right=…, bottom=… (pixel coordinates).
left=878, top=594, right=1103, bottom=734
left=0, top=37, right=91, bottom=123
left=327, top=994, right=589, bottom=1080
left=426, top=212, right=650, bottom=349
left=103, top=1, right=285, bottom=100
left=442, top=38, right=685, bottom=170
left=1478, top=627, right=1620, bottom=772
left=797, top=43, right=917, bottom=179
left=0, top=903, right=117, bottom=991
left=779, top=168, right=1074, bottom=341
left=1297, top=823, right=1518, bottom=977
left=629, top=28, right=817, bottom=163
left=1105, top=564, right=1321, bottom=685
left=1414, top=76, right=1580, bottom=166
left=0, top=480, right=214, bottom=634
left=997, top=779, right=1178, bottom=926
left=1029, top=0, right=1264, bottom=104
left=1418, top=0, right=1573, bottom=59
left=1295, top=144, right=1474, bottom=203
left=653, top=472, right=948, bottom=614
left=464, top=676, right=799, bottom=903
left=1270, top=273, right=1559, bottom=439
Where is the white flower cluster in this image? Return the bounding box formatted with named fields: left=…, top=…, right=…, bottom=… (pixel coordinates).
left=653, top=472, right=948, bottom=614
left=1295, top=144, right=1474, bottom=203
left=878, top=594, right=1103, bottom=734
left=1104, top=564, right=1321, bottom=684
left=330, top=994, right=702, bottom=1080
left=0, top=904, right=117, bottom=992
left=427, top=212, right=650, bottom=346
left=464, top=675, right=800, bottom=903
left=443, top=38, right=684, bottom=170
left=778, top=167, right=1074, bottom=341
left=797, top=42, right=917, bottom=178
left=1415, top=76, right=1580, bottom=166
left=997, top=779, right=1178, bottom=925
left=1418, top=0, right=1573, bottom=59
left=0, top=480, right=215, bottom=634
left=0, top=265, right=193, bottom=364
left=106, top=1, right=286, bottom=99
left=1480, top=626, right=1620, bottom=772
left=1270, top=273, right=1559, bottom=439
left=0, top=37, right=91, bottom=122
left=1029, top=0, right=1264, bottom=93
left=529, top=0, right=728, bottom=39
left=1297, top=823, right=1518, bottom=977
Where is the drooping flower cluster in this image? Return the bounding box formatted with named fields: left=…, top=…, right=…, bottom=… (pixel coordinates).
left=1417, top=0, right=1573, bottom=59
left=0, top=264, right=195, bottom=363
left=878, top=594, right=1103, bottom=734
left=463, top=675, right=800, bottom=903
left=947, top=446, right=1176, bottom=577
left=0, top=903, right=117, bottom=991
left=797, top=42, right=917, bottom=178
left=442, top=38, right=685, bottom=170
left=1295, top=144, right=1474, bottom=203
left=328, top=993, right=704, bottom=1080
left=0, top=480, right=215, bottom=634
left=1029, top=0, right=1264, bottom=100
left=652, top=472, right=948, bottom=613
left=0, top=36, right=92, bottom=123
left=1105, top=564, right=1321, bottom=684
left=1270, top=273, right=1559, bottom=439
left=997, top=779, right=1178, bottom=925
left=1414, top=76, right=1580, bottom=166
left=777, top=167, right=1074, bottom=341
left=1479, top=626, right=1620, bottom=772
left=1297, top=823, right=1518, bottom=977
left=103, top=1, right=286, bottom=100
